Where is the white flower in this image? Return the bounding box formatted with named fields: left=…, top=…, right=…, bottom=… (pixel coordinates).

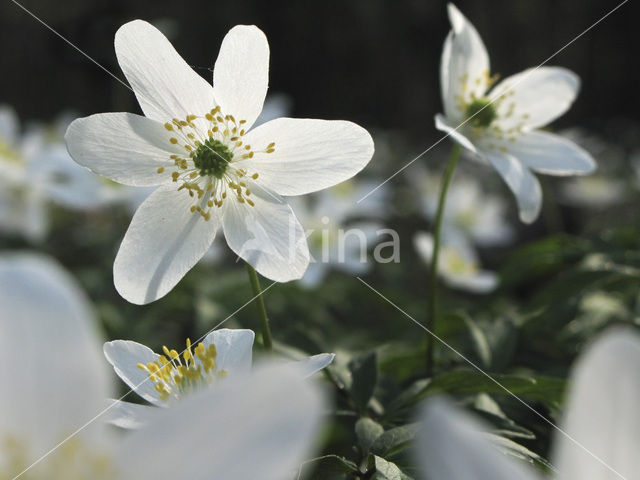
left=103, top=328, right=334, bottom=428
left=409, top=165, right=514, bottom=247
left=0, top=253, right=327, bottom=479
left=437, top=3, right=596, bottom=223
left=0, top=106, right=104, bottom=241
left=561, top=175, right=627, bottom=207
left=288, top=179, right=388, bottom=286
left=415, top=328, right=640, bottom=479
left=65, top=21, right=374, bottom=304
left=414, top=229, right=498, bottom=293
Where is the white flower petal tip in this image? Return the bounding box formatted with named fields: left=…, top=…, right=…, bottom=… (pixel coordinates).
left=509, top=131, right=596, bottom=176
left=202, top=328, right=255, bottom=375
left=113, top=186, right=219, bottom=305
left=222, top=187, right=310, bottom=283
left=104, top=399, right=154, bottom=429
left=213, top=25, right=269, bottom=130
left=114, top=20, right=214, bottom=122
left=242, top=118, right=375, bottom=196
left=103, top=339, right=166, bottom=406
left=446, top=3, right=469, bottom=32
left=484, top=152, right=542, bottom=224
left=416, top=397, right=539, bottom=480
left=117, top=363, right=328, bottom=480
left=552, top=328, right=640, bottom=480
left=297, top=353, right=336, bottom=378
left=64, top=113, right=182, bottom=187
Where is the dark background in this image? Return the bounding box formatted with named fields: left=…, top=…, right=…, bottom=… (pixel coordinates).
left=0, top=0, right=636, bottom=139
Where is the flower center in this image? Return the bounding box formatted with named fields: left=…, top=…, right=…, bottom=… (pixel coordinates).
left=442, top=247, right=478, bottom=275
left=137, top=338, right=228, bottom=403
left=157, top=106, right=276, bottom=221
left=0, top=137, right=21, bottom=163
left=1, top=435, right=114, bottom=479
left=192, top=137, right=232, bottom=178
left=465, top=97, right=497, bottom=128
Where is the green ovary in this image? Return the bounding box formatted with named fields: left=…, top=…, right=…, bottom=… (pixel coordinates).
left=193, top=137, right=233, bottom=178
left=465, top=97, right=497, bottom=128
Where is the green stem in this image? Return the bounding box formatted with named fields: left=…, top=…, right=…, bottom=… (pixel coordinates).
left=426, top=144, right=461, bottom=377
left=245, top=263, right=273, bottom=350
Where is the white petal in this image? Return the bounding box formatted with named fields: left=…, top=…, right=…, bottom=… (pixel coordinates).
left=222, top=186, right=309, bottom=282
left=103, top=340, right=165, bottom=406
left=0, top=253, right=112, bottom=455
left=104, top=399, right=155, bottom=429
left=0, top=104, right=19, bottom=144
left=213, top=25, right=269, bottom=130
left=297, top=353, right=335, bottom=378
left=435, top=114, right=478, bottom=153
left=483, top=150, right=542, bottom=223
left=446, top=270, right=498, bottom=293
left=416, top=397, right=539, bottom=480
left=509, top=130, right=596, bottom=176
left=440, top=3, right=490, bottom=122
left=30, top=145, right=103, bottom=209
left=490, top=67, right=580, bottom=131
left=114, top=185, right=219, bottom=304
left=115, top=20, right=215, bottom=122
left=202, top=328, right=255, bottom=375
left=414, top=231, right=435, bottom=263
left=117, top=363, right=327, bottom=480
left=240, top=118, right=374, bottom=196
left=65, top=113, right=183, bottom=186
left=552, top=328, right=640, bottom=480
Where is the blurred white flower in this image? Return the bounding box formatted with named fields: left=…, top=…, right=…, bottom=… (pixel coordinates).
left=437, top=3, right=595, bottom=223
left=416, top=328, right=640, bottom=479
left=66, top=21, right=374, bottom=304
left=0, top=106, right=104, bottom=241
left=414, top=229, right=498, bottom=293
left=103, top=328, right=334, bottom=428
left=0, top=253, right=327, bottom=479
left=561, top=175, right=627, bottom=208
left=289, top=180, right=389, bottom=286
left=410, top=166, right=514, bottom=247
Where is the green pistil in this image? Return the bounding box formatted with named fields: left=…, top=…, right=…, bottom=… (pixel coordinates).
left=465, top=97, right=497, bottom=128
left=193, top=137, right=233, bottom=178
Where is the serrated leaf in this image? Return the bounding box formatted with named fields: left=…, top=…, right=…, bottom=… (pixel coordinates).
left=349, top=351, right=378, bottom=411
left=355, top=418, right=384, bottom=456
left=372, top=423, right=419, bottom=456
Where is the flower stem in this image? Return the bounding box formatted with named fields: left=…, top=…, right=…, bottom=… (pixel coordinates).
left=245, top=263, right=273, bottom=350
left=426, top=143, right=461, bottom=377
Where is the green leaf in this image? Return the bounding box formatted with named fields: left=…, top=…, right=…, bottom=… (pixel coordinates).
left=488, top=434, right=554, bottom=471
left=372, top=456, right=413, bottom=480
left=303, top=454, right=359, bottom=479
left=423, top=370, right=565, bottom=407
left=372, top=423, right=420, bottom=456
left=461, top=313, right=491, bottom=368
left=349, top=351, right=378, bottom=411
left=355, top=418, right=384, bottom=456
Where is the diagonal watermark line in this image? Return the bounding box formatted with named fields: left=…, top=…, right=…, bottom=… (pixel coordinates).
left=356, top=276, right=628, bottom=480
left=11, top=280, right=277, bottom=480
left=9, top=0, right=133, bottom=93
left=357, top=0, right=629, bottom=204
